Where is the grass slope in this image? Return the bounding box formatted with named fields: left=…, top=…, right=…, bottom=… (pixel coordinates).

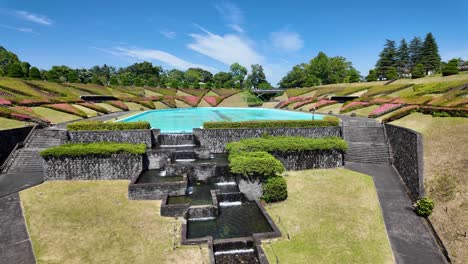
left=20, top=181, right=208, bottom=264
left=32, top=107, right=82, bottom=124
left=0, top=116, right=31, bottom=130
left=390, top=113, right=468, bottom=263
left=263, top=169, right=393, bottom=264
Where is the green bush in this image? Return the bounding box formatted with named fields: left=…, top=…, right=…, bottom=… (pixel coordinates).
left=262, top=176, right=288, bottom=203
left=418, top=107, right=468, bottom=118
left=40, top=142, right=147, bottom=157
left=412, top=64, right=425, bottom=79
left=229, top=151, right=284, bottom=178
left=243, top=90, right=263, bottom=106
left=442, top=59, right=459, bottom=76
left=204, top=116, right=339, bottom=129
left=67, top=121, right=151, bottom=131
left=226, top=136, right=348, bottom=154
left=414, top=197, right=434, bottom=217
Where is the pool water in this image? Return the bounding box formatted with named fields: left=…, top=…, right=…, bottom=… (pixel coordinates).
left=118, top=107, right=324, bottom=133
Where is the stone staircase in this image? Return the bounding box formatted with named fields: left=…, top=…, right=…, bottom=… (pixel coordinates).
left=343, top=120, right=390, bottom=164
left=2, top=129, right=66, bottom=174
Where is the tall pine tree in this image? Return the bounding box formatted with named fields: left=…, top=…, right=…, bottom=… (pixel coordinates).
left=421, top=32, right=441, bottom=75
left=409, top=37, right=423, bottom=71
left=376, top=39, right=398, bottom=79
left=396, top=39, right=410, bottom=75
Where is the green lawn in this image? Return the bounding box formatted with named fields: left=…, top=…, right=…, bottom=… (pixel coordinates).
left=125, top=102, right=149, bottom=111
left=32, top=107, right=82, bottom=124
left=96, top=103, right=122, bottom=113
left=218, top=93, right=248, bottom=107
left=316, top=103, right=344, bottom=114
left=20, top=181, right=208, bottom=264
left=342, top=105, right=379, bottom=117
left=72, top=104, right=99, bottom=117
left=0, top=117, right=32, bottom=130
left=263, top=169, right=393, bottom=264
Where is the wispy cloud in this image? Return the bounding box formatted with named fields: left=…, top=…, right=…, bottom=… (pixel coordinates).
left=270, top=31, right=304, bottom=52
left=15, top=10, right=53, bottom=26
left=160, top=30, right=176, bottom=39
left=187, top=25, right=263, bottom=68
left=215, top=1, right=245, bottom=34
left=0, top=24, right=35, bottom=34
left=227, top=24, right=244, bottom=33
left=99, top=46, right=217, bottom=72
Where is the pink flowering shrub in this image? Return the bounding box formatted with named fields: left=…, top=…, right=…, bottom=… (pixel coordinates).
left=107, top=101, right=129, bottom=111
left=278, top=97, right=311, bottom=108
left=161, top=96, right=176, bottom=108
left=181, top=96, right=201, bottom=107
left=10, top=113, right=32, bottom=121
left=204, top=96, right=224, bottom=106
left=340, top=101, right=369, bottom=113
left=44, top=103, right=88, bottom=117
left=292, top=97, right=316, bottom=109
left=0, top=98, right=12, bottom=105
left=18, top=98, right=51, bottom=106
left=309, top=99, right=338, bottom=111
left=382, top=105, right=420, bottom=122
left=369, top=103, right=403, bottom=118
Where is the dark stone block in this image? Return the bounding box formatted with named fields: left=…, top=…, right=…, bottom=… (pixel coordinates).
left=68, top=130, right=153, bottom=147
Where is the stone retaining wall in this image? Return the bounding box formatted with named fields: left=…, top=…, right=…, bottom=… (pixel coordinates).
left=68, top=129, right=153, bottom=147
left=272, top=149, right=343, bottom=170
left=0, top=126, right=34, bottom=166
left=193, top=126, right=341, bottom=153
left=160, top=195, right=190, bottom=217
left=43, top=154, right=142, bottom=180
left=384, top=123, right=424, bottom=199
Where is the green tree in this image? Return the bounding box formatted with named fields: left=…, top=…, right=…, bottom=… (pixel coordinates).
left=376, top=39, right=398, bottom=79
left=109, top=75, right=119, bottom=86
left=29, top=67, right=41, bottom=80
left=230, top=62, right=247, bottom=88
left=409, top=37, right=423, bottom=70
left=397, top=39, right=410, bottom=75
left=20, top=62, right=31, bottom=78
left=421, top=32, right=441, bottom=74
left=386, top=66, right=398, bottom=79
left=278, top=64, right=308, bottom=88
left=366, top=69, right=378, bottom=82
left=307, top=52, right=330, bottom=85
left=184, top=68, right=203, bottom=87
left=165, top=69, right=184, bottom=88
left=247, top=64, right=270, bottom=89
left=7, top=63, right=24, bottom=78
left=328, top=56, right=353, bottom=84
left=67, top=70, right=79, bottom=83
left=119, top=72, right=135, bottom=86
left=348, top=68, right=361, bottom=83
left=0, top=46, right=20, bottom=76
left=442, top=59, right=459, bottom=76
left=213, top=72, right=233, bottom=88
left=412, top=63, right=425, bottom=79
left=134, top=77, right=145, bottom=87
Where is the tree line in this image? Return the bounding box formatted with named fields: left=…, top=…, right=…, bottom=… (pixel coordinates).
left=0, top=46, right=271, bottom=89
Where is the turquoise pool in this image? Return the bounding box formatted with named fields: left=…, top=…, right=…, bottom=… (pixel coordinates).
left=118, top=107, right=324, bottom=133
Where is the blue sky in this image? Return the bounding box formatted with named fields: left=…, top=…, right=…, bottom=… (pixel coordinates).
left=1, top=0, right=467, bottom=85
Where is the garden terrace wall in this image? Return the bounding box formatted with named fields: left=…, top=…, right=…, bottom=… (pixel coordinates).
left=160, top=195, right=190, bottom=217
left=384, top=124, right=424, bottom=199
left=272, top=149, right=343, bottom=170
left=43, top=153, right=142, bottom=180
left=128, top=174, right=187, bottom=200
left=193, top=126, right=341, bottom=153
left=0, top=126, right=34, bottom=166
left=68, top=129, right=153, bottom=147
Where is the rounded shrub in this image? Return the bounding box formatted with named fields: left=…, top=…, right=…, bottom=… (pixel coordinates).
left=229, top=151, right=285, bottom=178
left=262, top=177, right=288, bottom=203
left=414, top=197, right=434, bottom=217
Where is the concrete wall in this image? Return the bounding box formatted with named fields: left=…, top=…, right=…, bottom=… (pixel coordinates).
left=272, top=150, right=343, bottom=170
left=384, top=123, right=424, bottom=199
left=68, top=129, right=153, bottom=147
left=43, top=154, right=142, bottom=180
left=0, top=126, right=34, bottom=166
left=128, top=175, right=187, bottom=200
left=193, top=126, right=341, bottom=153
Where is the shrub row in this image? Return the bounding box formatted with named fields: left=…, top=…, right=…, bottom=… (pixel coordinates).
left=40, top=142, right=147, bottom=157
left=381, top=105, right=419, bottom=122
left=67, top=121, right=151, bottom=131
left=204, top=116, right=339, bottom=129
left=418, top=106, right=468, bottom=118
left=262, top=177, right=288, bottom=203
left=43, top=103, right=88, bottom=118
left=107, top=100, right=129, bottom=111
left=226, top=136, right=348, bottom=154
left=229, top=151, right=285, bottom=178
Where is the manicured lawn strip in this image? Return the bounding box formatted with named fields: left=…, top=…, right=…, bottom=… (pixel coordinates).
left=363, top=84, right=413, bottom=97
left=413, top=80, right=468, bottom=95
left=343, top=105, right=379, bottom=117
left=178, top=88, right=209, bottom=97
left=286, top=88, right=316, bottom=97
left=145, top=87, right=177, bottom=96
left=263, top=169, right=393, bottom=263
left=314, top=86, right=343, bottom=97
left=96, top=103, right=121, bottom=112
left=0, top=116, right=31, bottom=130
left=32, top=107, right=82, bottom=124
left=40, top=142, right=146, bottom=157
left=67, top=121, right=150, bottom=131
left=335, top=86, right=371, bottom=96
left=0, top=78, right=46, bottom=97
left=72, top=104, right=99, bottom=117
left=125, top=102, right=149, bottom=111
left=20, top=181, right=208, bottom=264
left=106, top=100, right=129, bottom=111
left=211, top=88, right=241, bottom=97
left=218, top=93, right=248, bottom=107
left=226, top=136, right=348, bottom=153
left=77, top=102, right=109, bottom=114
left=43, top=103, right=88, bottom=118
left=204, top=117, right=339, bottom=129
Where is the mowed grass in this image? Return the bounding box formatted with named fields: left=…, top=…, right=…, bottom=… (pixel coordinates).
left=263, top=169, right=393, bottom=264
left=218, top=93, right=248, bottom=107
left=390, top=113, right=468, bottom=263
left=32, top=107, right=82, bottom=124
left=0, top=116, right=32, bottom=130
left=20, top=181, right=208, bottom=264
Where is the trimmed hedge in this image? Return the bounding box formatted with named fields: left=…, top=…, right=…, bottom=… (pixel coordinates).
left=67, top=121, right=151, bottom=131
left=40, top=142, right=146, bottom=157
left=229, top=151, right=285, bottom=178
left=414, top=197, right=434, bottom=217
left=204, top=116, right=339, bottom=129
left=382, top=105, right=419, bottom=122
left=418, top=107, right=468, bottom=118
left=226, top=136, right=348, bottom=153
left=262, top=176, right=288, bottom=203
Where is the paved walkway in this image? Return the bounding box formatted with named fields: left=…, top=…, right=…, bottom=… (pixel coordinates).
left=0, top=193, right=35, bottom=264
left=340, top=114, right=447, bottom=264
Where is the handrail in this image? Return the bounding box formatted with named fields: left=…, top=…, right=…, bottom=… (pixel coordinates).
left=0, top=124, right=37, bottom=173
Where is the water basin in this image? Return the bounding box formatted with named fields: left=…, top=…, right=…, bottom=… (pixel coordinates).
left=136, top=170, right=183, bottom=184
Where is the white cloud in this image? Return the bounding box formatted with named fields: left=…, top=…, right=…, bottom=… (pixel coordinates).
left=0, top=24, right=35, bottom=33
left=102, top=46, right=217, bottom=72
left=160, top=30, right=176, bottom=39
left=215, top=1, right=243, bottom=25
left=227, top=24, right=244, bottom=33
left=187, top=26, right=264, bottom=68
left=15, top=10, right=53, bottom=26
left=270, top=31, right=304, bottom=52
